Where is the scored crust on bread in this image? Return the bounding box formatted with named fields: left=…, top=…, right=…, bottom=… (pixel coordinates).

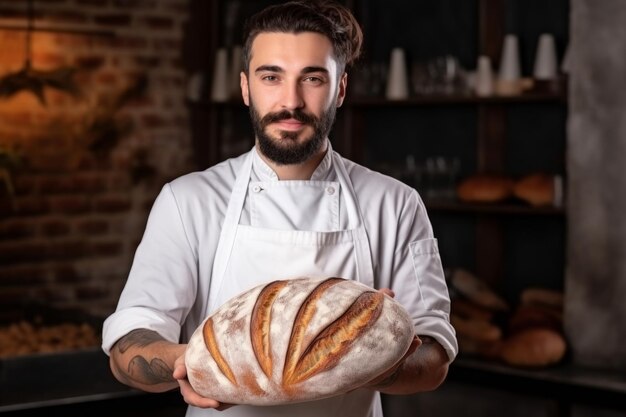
left=251, top=280, right=290, bottom=379
left=203, top=317, right=238, bottom=386
left=284, top=290, right=384, bottom=386
left=282, top=278, right=344, bottom=385
left=186, top=277, right=415, bottom=405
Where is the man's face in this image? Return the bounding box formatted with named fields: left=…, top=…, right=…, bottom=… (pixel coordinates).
left=241, top=32, right=347, bottom=165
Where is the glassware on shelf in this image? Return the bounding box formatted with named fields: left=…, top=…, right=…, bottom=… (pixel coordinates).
left=400, top=155, right=422, bottom=190
left=350, top=62, right=388, bottom=98
left=424, top=156, right=461, bottom=200
left=411, top=55, right=470, bottom=97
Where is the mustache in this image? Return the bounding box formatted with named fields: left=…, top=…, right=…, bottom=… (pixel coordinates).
left=260, top=109, right=317, bottom=126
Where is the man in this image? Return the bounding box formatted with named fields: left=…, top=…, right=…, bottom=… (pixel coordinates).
left=102, top=1, right=458, bottom=416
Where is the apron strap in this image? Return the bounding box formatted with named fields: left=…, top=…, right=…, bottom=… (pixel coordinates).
left=206, top=150, right=254, bottom=315
left=332, top=151, right=375, bottom=289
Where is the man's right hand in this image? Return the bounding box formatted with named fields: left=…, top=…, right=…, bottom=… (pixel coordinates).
left=173, top=352, right=235, bottom=411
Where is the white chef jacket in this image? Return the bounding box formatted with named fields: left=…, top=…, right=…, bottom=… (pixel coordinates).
left=102, top=141, right=458, bottom=416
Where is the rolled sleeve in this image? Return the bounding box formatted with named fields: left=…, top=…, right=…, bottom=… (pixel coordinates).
left=102, top=307, right=182, bottom=355
left=408, top=238, right=458, bottom=362
left=101, top=184, right=198, bottom=355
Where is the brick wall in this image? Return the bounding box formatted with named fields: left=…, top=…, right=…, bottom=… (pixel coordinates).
left=0, top=0, right=195, bottom=322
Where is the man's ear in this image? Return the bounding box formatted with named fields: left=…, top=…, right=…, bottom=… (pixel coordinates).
left=240, top=71, right=250, bottom=106
left=336, top=72, right=348, bottom=107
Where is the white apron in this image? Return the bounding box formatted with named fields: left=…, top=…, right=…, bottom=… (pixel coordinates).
left=186, top=148, right=383, bottom=417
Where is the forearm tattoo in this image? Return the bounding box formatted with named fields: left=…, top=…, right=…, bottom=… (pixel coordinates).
left=116, top=329, right=164, bottom=353
left=128, top=356, right=173, bottom=385
left=115, top=329, right=174, bottom=385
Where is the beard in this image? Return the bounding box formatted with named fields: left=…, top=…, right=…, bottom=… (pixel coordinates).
left=249, top=97, right=337, bottom=166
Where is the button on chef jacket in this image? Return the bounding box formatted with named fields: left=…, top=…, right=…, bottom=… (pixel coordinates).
left=102, top=141, right=458, bottom=417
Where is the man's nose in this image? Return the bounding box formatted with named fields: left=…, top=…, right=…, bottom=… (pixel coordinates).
left=280, top=81, right=305, bottom=110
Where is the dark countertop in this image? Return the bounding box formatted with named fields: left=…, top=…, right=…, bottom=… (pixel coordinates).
left=0, top=348, right=186, bottom=416
left=450, top=356, right=626, bottom=411
left=3, top=349, right=625, bottom=416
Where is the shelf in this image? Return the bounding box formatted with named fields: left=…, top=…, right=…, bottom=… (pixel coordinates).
left=424, top=199, right=566, bottom=216
left=450, top=356, right=626, bottom=410
left=347, top=91, right=566, bottom=107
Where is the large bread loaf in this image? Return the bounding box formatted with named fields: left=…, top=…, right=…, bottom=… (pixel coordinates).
left=185, top=277, right=415, bottom=405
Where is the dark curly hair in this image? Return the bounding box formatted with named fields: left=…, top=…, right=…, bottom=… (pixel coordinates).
left=242, top=0, right=363, bottom=74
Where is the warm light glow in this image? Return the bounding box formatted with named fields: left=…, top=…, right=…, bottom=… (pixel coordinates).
left=0, top=31, right=29, bottom=73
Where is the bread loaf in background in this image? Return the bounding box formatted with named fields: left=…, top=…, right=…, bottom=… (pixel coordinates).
left=185, top=277, right=415, bottom=406
left=520, top=287, right=564, bottom=309
left=447, top=271, right=569, bottom=368
left=508, top=304, right=563, bottom=334
left=451, top=314, right=502, bottom=342
left=500, top=328, right=567, bottom=367
left=456, top=174, right=515, bottom=203
left=456, top=173, right=562, bottom=207
left=498, top=287, right=567, bottom=367
left=450, top=268, right=509, bottom=312
left=513, top=173, right=556, bottom=207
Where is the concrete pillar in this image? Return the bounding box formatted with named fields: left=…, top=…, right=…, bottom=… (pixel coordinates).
left=565, top=0, right=626, bottom=370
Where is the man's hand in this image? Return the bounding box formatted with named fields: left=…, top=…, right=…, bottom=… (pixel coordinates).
left=173, top=351, right=235, bottom=411
left=378, top=288, right=395, bottom=298
left=364, top=288, right=422, bottom=389
left=367, top=288, right=450, bottom=394
left=365, top=334, right=421, bottom=389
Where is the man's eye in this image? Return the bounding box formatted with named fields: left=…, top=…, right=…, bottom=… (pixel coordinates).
left=304, top=76, right=324, bottom=84
left=262, top=75, right=278, bottom=82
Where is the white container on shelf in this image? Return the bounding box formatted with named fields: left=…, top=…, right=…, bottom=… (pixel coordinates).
left=533, top=33, right=558, bottom=80
left=229, top=45, right=244, bottom=99
left=385, top=47, right=409, bottom=100
left=496, top=34, right=522, bottom=95
left=211, top=47, right=230, bottom=102
left=475, top=55, right=494, bottom=96
left=186, top=71, right=206, bottom=102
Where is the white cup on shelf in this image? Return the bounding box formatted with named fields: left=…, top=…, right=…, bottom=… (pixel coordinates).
left=186, top=71, right=206, bottom=102
left=229, top=45, right=244, bottom=99
left=385, top=47, right=409, bottom=100
left=533, top=33, right=558, bottom=80
left=475, top=55, right=494, bottom=96
left=496, top=34, right=522, bottom=95
left=211, top=47, right=230, bottom=102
